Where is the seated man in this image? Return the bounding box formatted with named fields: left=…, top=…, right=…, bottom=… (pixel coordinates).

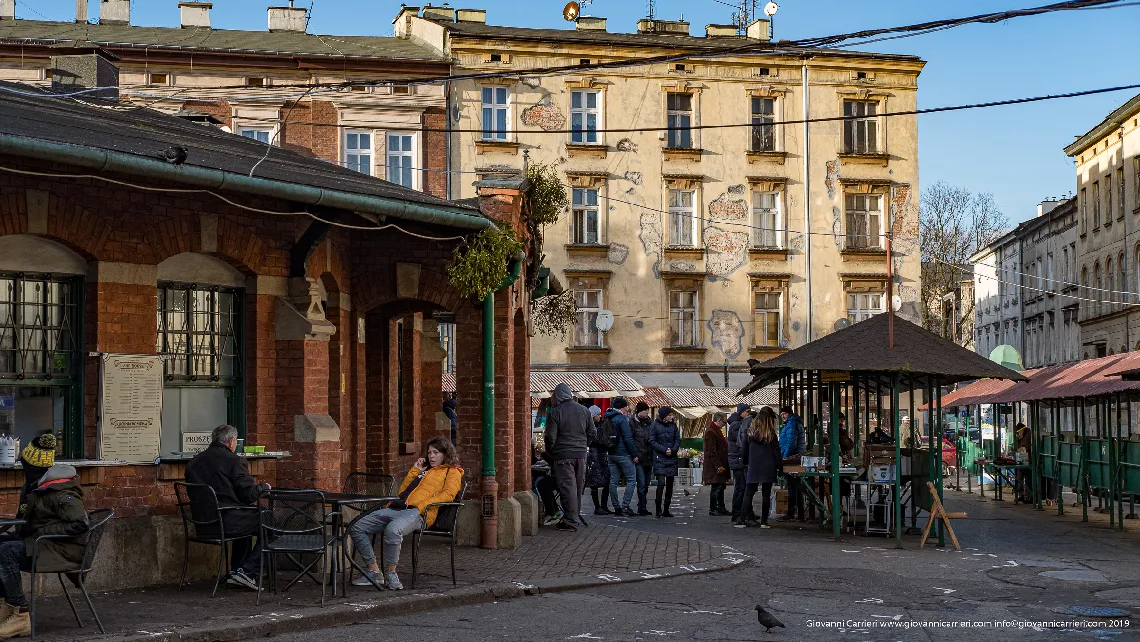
left=868, top=424, right=893, bottom=445
left=0, top=464, right=89, bottom=638
left=350, top=437, right=463, bottom=590
left=185, top=424, right=270, bottom=591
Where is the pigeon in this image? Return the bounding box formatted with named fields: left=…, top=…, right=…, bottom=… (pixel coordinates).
left=161, top=145, right=188, bottom=165
left=755, top=605, right=785, bottom=633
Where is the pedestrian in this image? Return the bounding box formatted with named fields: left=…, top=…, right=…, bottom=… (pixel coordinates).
left=349, top=437, right=463, bottom=590
left=532, top=443, right=562, bottom=526
left=740, top=407, right=783, bottom=528
left=703, top=413, right=731, bottom=516
left=605, top=397, right=639, bottom=516
left=585, top=404, right=612, bottom=515
left=649, top=406, right=681, bottom=518
left=1015, top=422, right=1032, bottom=503
left=778, top=406, right=807, bottom=522
left=0, top=463, right=89, bottom=638
left=543, top=383, right=596, bottom=531
left=17, top=433, right=56, bottom=518
left=442, top=395, right=458, bottom=445
left=726, top=404, right=753, bottom=520
left=630, top=401, right=655, bottom=516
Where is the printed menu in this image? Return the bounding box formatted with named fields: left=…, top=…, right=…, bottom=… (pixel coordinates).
left=99, top=354, right=163, bottom=463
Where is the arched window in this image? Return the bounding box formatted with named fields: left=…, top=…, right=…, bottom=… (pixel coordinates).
left=1107, top=257, right=1115, bottom=305
left=1081, top=266, right=1089, bottom=302
left=1095, top=262, right=1103, bottom=316
left=1120, top=252, right=1127, bottom=307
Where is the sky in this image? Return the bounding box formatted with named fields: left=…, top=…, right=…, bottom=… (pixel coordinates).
left=21, top=0, right=1140, bottom=225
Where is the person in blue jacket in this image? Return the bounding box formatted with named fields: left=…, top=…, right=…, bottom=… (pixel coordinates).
left=604, top=397, right=639, bottom=516
left=778, top=406, right=806, bottom=521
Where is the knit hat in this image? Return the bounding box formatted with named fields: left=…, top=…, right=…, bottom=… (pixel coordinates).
left=635, top=401, right=650, bottom=413
left=612, top=397, right=629, bottom=410
left=657, top=406, right=674, bottom=421
left=589, top=405, right=602, bottom=418
left=21, top=434, right=56, bottom=469
left=736, top=402, right=750, bottom=414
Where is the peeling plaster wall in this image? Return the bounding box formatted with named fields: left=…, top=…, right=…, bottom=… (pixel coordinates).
left=708, top=310, right=745, bottom=359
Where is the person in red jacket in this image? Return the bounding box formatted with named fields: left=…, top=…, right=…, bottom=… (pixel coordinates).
left=702, top=414, right=731, bottom=516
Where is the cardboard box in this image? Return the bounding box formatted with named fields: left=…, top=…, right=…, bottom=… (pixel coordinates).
left=784, top=465, right=806, bottom=474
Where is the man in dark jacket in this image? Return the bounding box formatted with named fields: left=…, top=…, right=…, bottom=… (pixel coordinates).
left=543, top=383, right=596, bottom=531
left=727, top=404, right=753, bottom=520
left=630, top=401, right=654, bottom=516
left=186, top=424, right=270, bottom=590
left=0, top=464, right=88, bottom=638
left=605, top=398, right=638, bottom=516
left=442, top=397, right=458, bottom=445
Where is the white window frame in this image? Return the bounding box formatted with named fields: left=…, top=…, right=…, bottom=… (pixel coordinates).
left=1107, top=174, right=1114, bottom=224
left=571, top=187, right=601, bottom=244
left=238, top=127, right=274, bottom=145
left=752, top=191, right=783, bottom=248
left=668, top=188, right=697, bottom=247
left=751, top=96, right=776, bottom=153
left=573, top=289, right=604, bottom=347
left=843, top=100, right=879, bottom=154
left=754, top=292, right=782, bottom=347
left=343, top=129, right=374, bottom=176
left=844, top=193, right=883, bottom=250
left=1094, top=181, right=1101, bottom=229
left=847, top=292, right=884, bottom=324
left=669, top=289, right=699, bottom=347
left=385, top=132, right=419, bottom=190
left=666, top=92, right=694, bottom=149
left=570, top=90, right=601, bottom=145
left=481, top=86, right=510, bottom=141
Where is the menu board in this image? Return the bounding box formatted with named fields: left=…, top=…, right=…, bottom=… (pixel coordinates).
left=99, top=354, right=163, bottom=463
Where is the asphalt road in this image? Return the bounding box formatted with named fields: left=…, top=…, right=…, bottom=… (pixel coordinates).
left=271, top=487, right=1140, bottom=642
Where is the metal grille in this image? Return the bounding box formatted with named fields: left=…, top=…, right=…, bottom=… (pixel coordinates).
left=157, top=283, right=241, bottom=382
left=0, top=273, right=79, bottom=381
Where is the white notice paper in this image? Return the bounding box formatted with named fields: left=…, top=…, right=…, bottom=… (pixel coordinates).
left=99, top=354, right=163, bottom=463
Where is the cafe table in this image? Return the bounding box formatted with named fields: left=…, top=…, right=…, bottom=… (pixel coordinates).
left=0, top=517, right=24, bottom=536
left=781, top=470, right=859, bottom=528
left=319, top=492, right=396, bottom=596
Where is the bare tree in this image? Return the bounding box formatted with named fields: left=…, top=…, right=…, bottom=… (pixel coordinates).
left=920, top=182, right=1008, bottom=346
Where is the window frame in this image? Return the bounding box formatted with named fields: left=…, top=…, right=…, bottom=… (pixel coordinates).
left=665, top=92, right=694, bottom=149
left=751, top=190, right=783, bottom=248
left=843, top=99, right=879, bottom=154
left=572, top=289, right=604, bottom=348
left=569, top=89, right=602, bottom=145
left=385, top=132, right=418, bottom=190
left=343, top=129, right=374, bottom=176
left=1118, top=167, right=1126, bottom=219
left=668, top=289, right=699, bottom=347
left=238, top=127, right=274, bottom=145
left=844, top=193, right=884, bottom=250
left=750, top=96, right=776, bottom=153
left=571, top=187, right=602, bottom=244
left=753, top=291, right=782, bottom=348
left=1093, top=180, right=1101, bottom=229
left=847, top=291, right=884, bottom=324
left=667, top=188, right=698, bottom=247
left=481, top=86, right=511, bottom=141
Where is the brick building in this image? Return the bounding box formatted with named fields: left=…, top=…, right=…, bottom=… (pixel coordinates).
left=0, top=49, right=534, bottom=591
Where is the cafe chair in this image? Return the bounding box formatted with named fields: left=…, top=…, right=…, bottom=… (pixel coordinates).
left=173, top=482, right=258, bottom=597
left=256, top=490, right=335, bottom=607
left=410, top=481, right=468, bottom=589
left=28, top=508, right=114, bottom=641
left=343, top=472, right=397, bottom=498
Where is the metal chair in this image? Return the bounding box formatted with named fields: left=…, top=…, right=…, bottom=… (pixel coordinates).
left=173, top=482, right=258, bottom=597
left=343, top=472, right=397, bottom=498
left=28, top=508, right=114, bottom=640
left=256, top=490, right=335, bottom=606
left=411, top=480, right=468, bottom=589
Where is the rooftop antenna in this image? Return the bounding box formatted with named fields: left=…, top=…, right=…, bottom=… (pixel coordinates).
left=647, top=0, right=655, bottom=20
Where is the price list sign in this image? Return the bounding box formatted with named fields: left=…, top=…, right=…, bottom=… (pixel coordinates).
left=99, top=354, right=163, bottom=463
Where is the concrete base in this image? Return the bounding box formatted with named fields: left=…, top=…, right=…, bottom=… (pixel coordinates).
left=456, top=499, right=481, bottom=548
left=513, top=490, right=540, bottom=536
left=496, top=496, right=522, bottom=549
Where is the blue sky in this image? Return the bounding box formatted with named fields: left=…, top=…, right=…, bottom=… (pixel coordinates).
left=23, top=0, right=1140, bottom=224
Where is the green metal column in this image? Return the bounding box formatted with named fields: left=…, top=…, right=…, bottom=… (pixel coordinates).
left=909, top=375, right=918, bottom=529
left=892, top=373, right=902, bottom=549
left=1081, top=398, right=1089, bottom=522
left=829, top=381, right=841, bottom=538
left=481, top=292, right=496, bottom=478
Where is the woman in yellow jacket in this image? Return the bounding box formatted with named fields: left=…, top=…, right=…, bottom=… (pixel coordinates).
left=349, top=436, right=463, bottom=590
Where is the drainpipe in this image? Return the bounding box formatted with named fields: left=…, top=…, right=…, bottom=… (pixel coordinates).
left=445, top=80, right=453, bottom=200
left=480, top=257, right=524, bottom=549
left=801, top=57, right=812, bottom=341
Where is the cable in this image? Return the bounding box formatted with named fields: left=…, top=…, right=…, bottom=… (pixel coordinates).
left=935, top=256, right=1137, bottom=308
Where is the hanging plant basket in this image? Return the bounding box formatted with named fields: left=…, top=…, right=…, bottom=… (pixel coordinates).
left=526, top=162, right=569, bottom=227
left=446, top=226, right=523, bottom=301
left=531, top=290, right=576, bottom=336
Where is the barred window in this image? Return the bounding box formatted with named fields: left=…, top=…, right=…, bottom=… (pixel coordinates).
left=157, top=283, right=242, bottom=382
left=0, top=273, right=79, bottom=381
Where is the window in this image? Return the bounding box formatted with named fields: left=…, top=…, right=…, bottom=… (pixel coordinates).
left=571, top=188, right=600, bottom=244
left=481, top=86, right=509, bottom=140
left=1062, top=247, right=1069, bottom=284
left=844, top=194, right=882, bottom=249
left=1047, top=253, right=1054, bottom=292
left=1107, top=257, right=1115, bottom=305
left=667, top=189, right=697, bottom=246
left=239, top=128, right=272, bottom=144
left=1119, top=167, right=1126, bottom=219
left=386, top=133, right=415, bottom=188
left=1095, top=262, right=1103, bottom=314
left=847, top=292, right=883, bottom=324
left=245, top=77, right=265, bottom=87
left=666, top=93, right=693, bottom=149
left=148, top=73, right=169, bottom=85
left=570, top=90, right=600, bottom=144
left=1120, top=252, right=1126, bottom=306
left=669, top=290, right=699, bottom=347
left=489, top=54, right=503, bottom=63
left=391, top=85, right=411, bottom=95
left=157, top=283, right=242, bottom=383
left=572, top=290, right=603, bottom=347
left=754, top=292, right=781, bottom=347
left=344, top=130, right=373, bottom=176
left=1135, top=158, right=1140, bottom=203
left=1093, top=181, right=1101, bottom=229
left=752, top=191, right=782, bottom=248
left=751, top=97, right=775, bottom=152
left=843, top=100, right=878, bottom=154
left=1106, top=175, right=1114, bottom=224
left=1081, top=187, right=1088, bottom=232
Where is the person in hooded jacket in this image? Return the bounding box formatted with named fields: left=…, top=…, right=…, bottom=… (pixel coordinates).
left=630, top=402, right=655, bottom=516
left=648, top=407, right=681, bottom=517
left=740, top=407, right=783, bottom=528
left=585, top=405, right=612, bottom=515
left=605, top=397, right=639, bottom=516
left=543, top=383, right=596, bottom=531
left=16, top=434, right=56, bottom=518
left=726, top=404, right=753, bottom=520
left=702, top=413, right=731, bottom=516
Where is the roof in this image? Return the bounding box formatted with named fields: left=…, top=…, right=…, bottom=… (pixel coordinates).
left=649, top=386, right=779, bottom=409
left=0, top=19, right=446, bottom=61
left=739, top=313, right=1026, bottom=395
left=435, top=19, right=923, bottom=63
left=938, top=353, right=1140, bottom=406
left=1064, top=92, right=1140, bottom=157
left=443, top=372, right=643, bottom=398
left=0, top=81, right=482, bottom=218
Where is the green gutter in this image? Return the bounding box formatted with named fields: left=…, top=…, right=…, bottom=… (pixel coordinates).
left=482, top=258, right=525, bottom=477
left=0, top=135, right=492, bottom=231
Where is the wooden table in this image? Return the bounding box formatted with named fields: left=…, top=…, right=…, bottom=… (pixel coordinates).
left=782, top=471, right=859, bottom=528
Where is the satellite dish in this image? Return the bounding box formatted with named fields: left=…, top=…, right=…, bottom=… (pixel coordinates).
left=596, top=310, right=615, bottom=332
left=763, top=1, right=779, bottom=16
left=892, top=295, right=902, bottom=312
left=833, top=318, right=850, bottom=332
left=562, top=1, right=580, bottom=21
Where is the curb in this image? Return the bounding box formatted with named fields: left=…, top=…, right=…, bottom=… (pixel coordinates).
left=84, top=554, right=750, bottom=642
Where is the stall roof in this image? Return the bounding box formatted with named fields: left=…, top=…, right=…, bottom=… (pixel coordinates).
left=443, top=371, right=642, bottom=398
left=937, top=352, right=1140, bottom=406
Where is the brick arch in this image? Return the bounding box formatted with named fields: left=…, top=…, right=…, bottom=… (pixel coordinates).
left=353, top=265, right=462, bottom=315
left=0, top=188, right=108, bottom=261
left=144, top=216, right=263, bottom=277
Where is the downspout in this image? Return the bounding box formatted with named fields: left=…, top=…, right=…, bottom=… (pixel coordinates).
left=802, top=57, right=813, bottom=341
left=445, top=80, right=453, bottom=200
left=480, top=257, right=524, bottom=549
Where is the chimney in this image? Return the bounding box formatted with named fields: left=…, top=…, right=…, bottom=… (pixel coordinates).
left=422, top=5, right=456, bottom=21
left=1037, top=199, right=1063, bottom=218
left=747, top=18, right=772, bottom=41
left=0, top=0, right=14, bottom=21
left=705, top=24, right=738, bottom=38
left=268, top=5, right=307, bottom=32
left=179, top=2, right=211, bottom=28
left=50, top=43, right=120, bottom=100
left=455, top=8, right=486, bottom=23
left=76, top=0, right=87, bottom=22
left=576, top=16, right=606, bottom=31
left=99, top=0, right=130, bottom=25
left=636, top=19, right=690, bottom=35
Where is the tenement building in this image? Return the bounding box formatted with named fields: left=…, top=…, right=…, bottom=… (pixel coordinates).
left=394, top=6, right=925, bottom=385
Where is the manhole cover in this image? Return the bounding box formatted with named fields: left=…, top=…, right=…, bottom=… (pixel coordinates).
left=1065, top=606, right=1130, bottom=618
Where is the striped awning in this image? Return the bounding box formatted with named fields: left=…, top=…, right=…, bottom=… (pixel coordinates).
left=443, top=371, right=643, bottom=399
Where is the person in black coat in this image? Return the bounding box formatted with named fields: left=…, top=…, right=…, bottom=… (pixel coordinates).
left=630, top=402, right=655, bottom=516
left=648, top=407, right=681, bottom=517
left=726, top=404, right=753, bottom=520
left=739, top=407, right=783, bottom=528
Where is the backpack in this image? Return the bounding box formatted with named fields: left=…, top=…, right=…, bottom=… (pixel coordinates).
left=596, top=417, right=619, bottom=451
